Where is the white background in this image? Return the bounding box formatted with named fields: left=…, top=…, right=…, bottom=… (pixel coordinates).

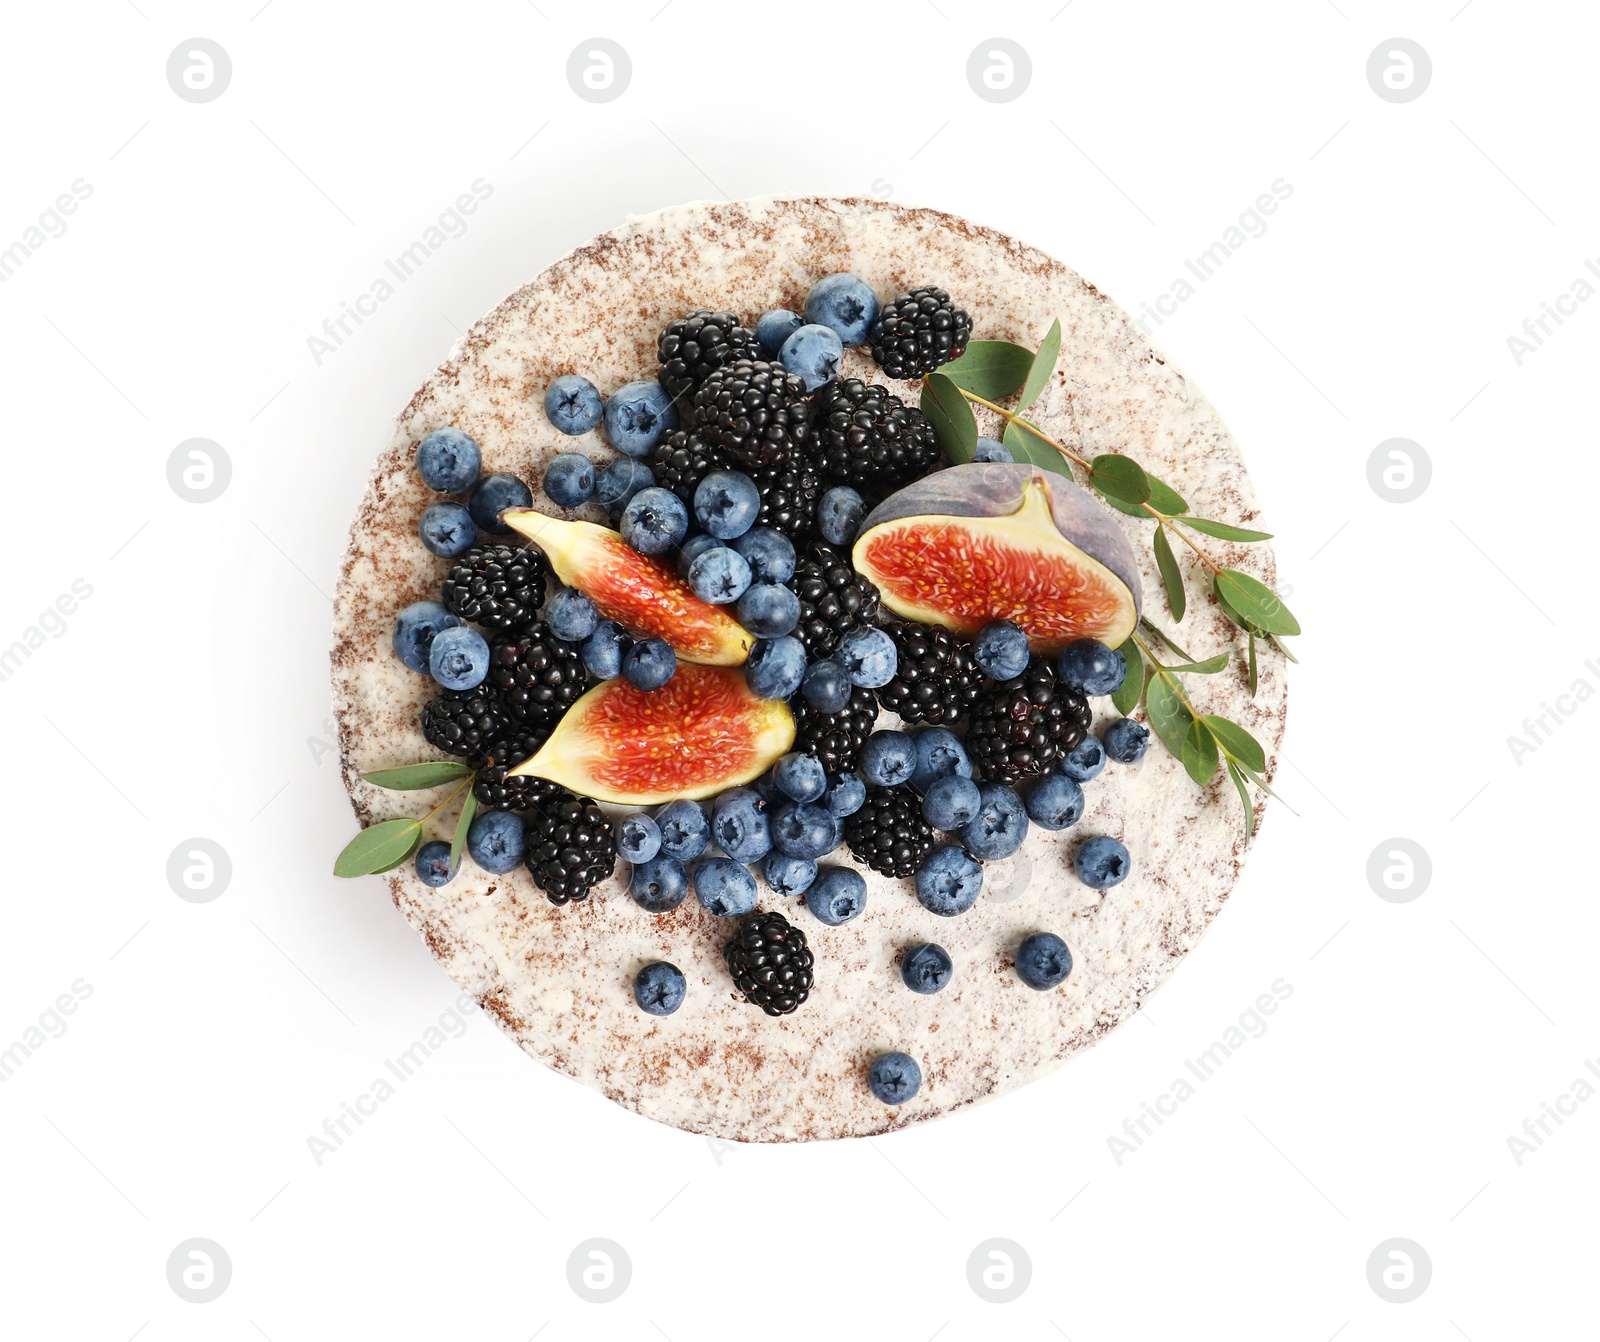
left=1, top=1, right=1594, bottom=1337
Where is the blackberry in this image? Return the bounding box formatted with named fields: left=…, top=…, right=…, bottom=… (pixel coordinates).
left=875, top=619, right=984, bottom=725
left=867, top=286, right=973, bottom=380
left=523, top=787, right=616, bottom=905
left=809, top=378, right=943, bottom=495
left=724, top=910, right=815, bottom=1017
left=421, top=686, right=509, bottom=765
left=788, top=684, right=879, bottom=773
left=788, top=540, right=881, bottom=658
left=441, top=544, right=548, bottom=634
left=748, top=455, right=823, bottom=539
left=657, top=310, right=761, bottom=401
left=473, top=732, right=565, bottom=812
left=487, top=624, right=590, bottom=733
left=650, top=429, right=726, bottom=507
left=692, top=359, right=812, bottom=468
left=844, top=787, right=937, bottom=878
left=966, top=658, right=1092, bottom=784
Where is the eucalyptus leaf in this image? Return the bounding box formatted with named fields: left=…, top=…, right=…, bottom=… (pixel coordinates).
left=1138, top=618, right=1197, bottom=664
left=1236, top=762, right=1294, bottom=811
left=1182, top=518, right=1273, bottom=542
left=362, top=760, right=473, bottom=791
left=1247, top=633, right=1259, bottom=697
left=1017, top=319, right=1061, bottom=410
left=937, top=341, right=1034, bottom=400
left=1168, top=652, right=1230, bottom=675
left=1112, top=638, right=1144, bottom=715
left=1088, top=454, right=1151, bottom=506
left=1153, top=526, right=1185, bottom=622
left=334, top=818, right=423, bottom=878
left=1201, top=715, right=1267, bottom=772
left=1181, top=718, right=1220, bottom=787
left=1227, top=761, right=1256, bottom=840
left=1269, top=633, right=1299, bottom=663
left=1213, top=580, right=1264, bottom=637
left=1214, top=570, right=1301, bottom=636
left=371, top=829, right=425, bottom=874
left=1144, top=672, right=1193, bottom=760
left=920, top=372, right=977, bottom=463
left=1146, top=474, right=1189, bottom=516
left=1002, top=419, right=1076, bottom=482
left=451, top=788, right=479, bottom=872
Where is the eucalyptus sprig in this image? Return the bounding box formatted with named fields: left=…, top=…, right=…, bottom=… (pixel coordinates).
left=333, top=761, right=477, bottom=878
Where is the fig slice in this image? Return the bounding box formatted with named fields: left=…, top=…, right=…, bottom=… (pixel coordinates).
left=852, top=464, right=1142, bottom=651
left=510, top=663, right=795, bottom=805
left=502, top=509, right=752, bottom=666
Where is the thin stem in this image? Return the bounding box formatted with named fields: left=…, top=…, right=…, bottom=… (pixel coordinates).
left=420, top=776, right=473, bottom=825
left=1161, top=516, right=1222, bottom=573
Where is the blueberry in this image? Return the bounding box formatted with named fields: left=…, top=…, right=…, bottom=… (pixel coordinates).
left=805, top=273, right=880, bottom=347
left=806, top=865, right=867, bottom=925
left=868, top=1051, right=921, bottom=1105
left=1075, top=835, right=1131, bottom=889
left=922, top=775, right=982, bottom=830
left=730, top=528, right=796, bottom=584
left=837, top=626, right=897, bottom=688
left=779, top=323, right=844, bottom=391
left=695, top=857, right=758, bottom=917
left=1016, top=933, right=1073, bottom=990
left=694, top=469, right=761, bottom=540
left=542, top=452, right=596, bottom=507
left=616, top=813, right=662, bottom=864
left=687, top=547, right=752, bottom=605
left=901, top=943, right=953, bottom=995
left=774, top=753, right=827, bottom=803
left=910, top=727, right=973, bottom=791
left=771, top=802, right=839, bottom=860
left=429, top=625, right=490, bottom=690
left=623, top=638, right=676, bottom=691
left=414, top=840, right=458, bottom=887
left=737, top=583, right=802, bottom=637
left=634, top=961, right=687, bottom=1016
left=467, top=810, right=525, bottom=874
left=816, top=486, right=866, bottom=547
left=543, top=375, right=604, bottom=436
left=973, top=435, right=1013, bottom=463
left=415, top=427, right=481, bottom=493
left=744, top=636, right=807, bottom=700
left=620, top=486, right=689, bottom=556
left=1027, top=774, right=1085, bottom=830
left=581, top=620, right=632, bottom=679
left=418, top=502, right=477, bottom=558
left=973, top=619, right=1030, bottom=680
left=763, top=852, right=818, bottom=896
left=603, top=380, right=678, bottom=457
left=712, top=788, right=771, bottom=863
left=823, top=771, right=867, bottom=818
left=1102, top=718, right=1149, bottom=764
left=1060, top=735, right=1107, bottom=783
left=756, top=308, right=804, bottom=357
left=467, top=472, right=533, bottom=534
left=656, top=800, right=710, bottom=861
left=914, top=845, right=983, bottom=917
left=1058, top=639, right=1126, bottom=697
left=392, top=600, right=461, bottom=673
left=629, top=854, right=689, bottom=911
left=859, top=730, right=917, bottom=788
left=801, top=658, right=852, bottom=712
left=545, top=588, right=599, bottom=642
left=596, top=458, right=655, bottom=513
left=960, top=783, right=1028, bottom=860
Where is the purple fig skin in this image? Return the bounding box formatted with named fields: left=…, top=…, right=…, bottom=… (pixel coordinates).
left=857, top=464, right=1143, bottom=621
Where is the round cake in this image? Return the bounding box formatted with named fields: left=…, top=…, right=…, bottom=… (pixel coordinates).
left=331, top=196, right=1287, bottom=1142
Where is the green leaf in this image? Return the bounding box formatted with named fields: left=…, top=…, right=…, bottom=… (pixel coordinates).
left=1138, top=619, right=1197, bottom=663
left=1002, top=419, right=1076, bottom=483
left=1201, top=715, right=1267, bottom=772
left=1144, top=672, right=1193, bottom=761
left=1214, top=570, right=1301, bottom=636
left=1182, top=518, right=1273, bottom=542
left=1226, top=761, right=1256, bottom=840
left=1167, top=652, right=1230, bottom=675
left=451, top=787, right=479, bottom=873
left=1236, top=762, right=1294, bottom=811
left=361, top=760, right=473, bottom=791
left=1088, top=454, right=1151, bottom=506
left=1153, top=526, right=1185, bottom=623
left=1146, top=474, right=1188, bottom=516
left=1017, top=318, right=1061, bottom=411
left=1269, top=633, right=1299, bottom=664
left=920, top=372, right=978, bottom=464
left=937, top=341, right=1034, bottom=400
left=1247, top=633, right=1259, bottom=697
left=1112, top=638, right=1144, bottom=715
left=1181, top=718, right=1220, bottom=787
left=334, top=818, right=423, bottom=878
left=371, top=829, right=425, bottom=874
